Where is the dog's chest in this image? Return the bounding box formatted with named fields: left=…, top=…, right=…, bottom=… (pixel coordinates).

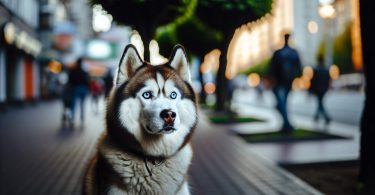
left=100, top=144, right=192, bottom=194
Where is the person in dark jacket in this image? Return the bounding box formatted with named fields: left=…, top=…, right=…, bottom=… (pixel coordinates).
left=267, top=33, right=302, bottom=132
left=310, top=55, right=331, bottom=124
left=68, top=57, right=90, bottom=125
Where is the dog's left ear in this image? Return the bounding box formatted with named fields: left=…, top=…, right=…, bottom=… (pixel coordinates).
left=169, top=44, right=191, bottom=83
left=115, top=44, right=144, bottom=86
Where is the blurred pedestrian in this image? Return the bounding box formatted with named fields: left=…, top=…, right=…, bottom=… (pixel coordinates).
left=267, top=33, right=302, bottom=132
left=62, top=78, right=73, bottom=123
left=90, top=77, right=104, bottom=114
left=310, top=55, right=331, bottom=124
left=68, top=57, right=90, bottom=125
left=103, top=69, right=114, bottom=97
left=60, top=67, right=73, bottom=124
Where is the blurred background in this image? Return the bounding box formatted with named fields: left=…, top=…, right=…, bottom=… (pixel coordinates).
left=0, top=0, right=363, bottom=109
left=0, top=0, right=373, bottom=194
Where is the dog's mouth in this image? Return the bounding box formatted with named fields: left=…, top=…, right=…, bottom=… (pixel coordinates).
left=146, top=125, right=176, bottom=134
left=160, top=126, right=176, bottom=133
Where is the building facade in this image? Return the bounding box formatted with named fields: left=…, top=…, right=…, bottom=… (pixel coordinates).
left=0, top=0, right=42, bottom=104
left=1, top=0, right=95, bottom=105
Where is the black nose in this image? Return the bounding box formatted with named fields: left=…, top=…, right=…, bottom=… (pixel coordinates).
left=160, top=109, right=176, bottom=124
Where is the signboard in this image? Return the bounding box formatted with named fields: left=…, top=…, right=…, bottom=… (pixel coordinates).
left=2, top=22, right=42, bottom=56
left=85, top=39, right=117, bottom=60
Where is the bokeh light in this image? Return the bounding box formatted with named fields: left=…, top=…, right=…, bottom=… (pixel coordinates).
left=204, top=82, right=216, bottom=94
left=149, top=40, right=168, bottom=65
left=319, top=4, right=336, bottom=19
left=48, top=60, right=62, bottom=74
left=247, top=73, right=261, bottom=87
left=303, top=66, right=314, bottom=80
left=329, top=64, right=340, bottom=80
left=200, top=49, right=220, bottom=73
left=92, top=4, right=113, bottom=32
left=308, top=21, right=318, bottom=34
left=130, top=32, right=145, bottom=61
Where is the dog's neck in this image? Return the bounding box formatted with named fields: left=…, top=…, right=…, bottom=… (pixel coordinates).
left=106, top=131, right=169, bottom=176
left=107, top=131, right=168, bottom=158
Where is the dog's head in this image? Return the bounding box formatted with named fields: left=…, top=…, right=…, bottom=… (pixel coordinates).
left=106, top=44, right=197, bottom=157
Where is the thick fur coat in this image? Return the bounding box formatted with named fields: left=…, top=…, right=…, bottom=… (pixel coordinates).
left=84, top=44, right=197, bottom=195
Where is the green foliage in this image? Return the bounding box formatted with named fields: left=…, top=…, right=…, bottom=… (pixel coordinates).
left=333, top=23, right=355, bottom=74
left=91, top=0, right=182, bottom=27
left=196, top=0, right=273, bottom=32
left=90, top=0, right=195, bottom=61
left=93, top=0, right=272, bottom=61
left=237, top=128, right=347, bottom=143
left=155, top=0, right=223, bottom=59
left=156, top=16, right=223, bottom=58
left=155, top=29, right=178, bottom=57
left=240, top=57, right=271, bottom=77
left=209, top=115, right=264, bottom=124
left=176, top=17, right=223, bottom=56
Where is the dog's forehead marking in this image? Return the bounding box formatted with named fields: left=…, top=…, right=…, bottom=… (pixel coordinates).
left=164, top=80, right=175, bottom=93
left=144, top=79, right=158, bottom=91
left=156, top=72, right=165, bottom=91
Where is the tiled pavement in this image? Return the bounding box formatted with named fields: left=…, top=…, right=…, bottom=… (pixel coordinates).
left=189, top=113, right=322, bottom=195
left=0, top=99, right=322, bottom=195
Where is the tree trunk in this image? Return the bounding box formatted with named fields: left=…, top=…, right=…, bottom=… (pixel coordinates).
left=359, top=1, right=375, bottom=194
left=215, top=32, right=233, bottom=112
left=198, top=65, right=206, bottom=104
left=138, top=25, right=153, bottom=63
left=142, top=33, right=151, bottom=63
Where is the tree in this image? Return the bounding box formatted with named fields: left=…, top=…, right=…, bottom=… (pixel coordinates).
left=92, top=0, right=273, bottom=110
left=195, top=0, right=272, bottom=111
left=157, top=17, right=223, bottom=103
left=91, top=0, right=193, bottom=61
left=359, top=0, right=375, bottom=194
left=176, top=18, right=223, bottom=103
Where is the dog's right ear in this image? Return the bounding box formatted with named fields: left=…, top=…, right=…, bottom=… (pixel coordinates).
left=114, top=44, right=143, bottom=86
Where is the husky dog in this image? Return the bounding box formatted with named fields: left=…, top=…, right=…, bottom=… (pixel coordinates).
left=84, top=44, right=197, bottom=195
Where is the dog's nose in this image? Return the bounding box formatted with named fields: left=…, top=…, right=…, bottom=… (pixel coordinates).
left=160, top=109, right=176, bottom=124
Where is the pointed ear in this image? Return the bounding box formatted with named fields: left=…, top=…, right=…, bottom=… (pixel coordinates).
left=169, top=44, right=191, bottom=83
left=114, top=44, right=143, bottom=86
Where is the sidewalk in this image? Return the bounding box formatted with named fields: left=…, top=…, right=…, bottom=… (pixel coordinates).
left=189, top=111, right=322, bottom=195
left=0, top=99, right=105, bottom=195
left=0, top=99, right=323, bottom=195
left=230, top=88, right=360, bottom=164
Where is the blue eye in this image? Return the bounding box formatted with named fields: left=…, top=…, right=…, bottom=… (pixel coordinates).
left=170, top=91, right=177, bottom=99
left=142, top=91, right=152, bottom=99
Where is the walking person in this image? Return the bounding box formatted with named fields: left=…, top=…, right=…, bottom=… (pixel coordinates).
left=310, top=55, right=331, bottom=124
left=267, top=33, right=302, bottom=132
left=68, top=57, right=90, bottom=125
left=89, top=78, right=104, bottom=114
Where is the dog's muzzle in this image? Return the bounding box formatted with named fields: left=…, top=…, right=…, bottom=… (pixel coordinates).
left=160, top=109, right=176, bottom=124
left=160, top=109, right=176, bottom=133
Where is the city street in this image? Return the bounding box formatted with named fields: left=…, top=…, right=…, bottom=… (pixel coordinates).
left=0, top=88, right=363, bottom=194
left=0, top=96, right=324, bottom=195
left=1, top=0, right=373, bottom=194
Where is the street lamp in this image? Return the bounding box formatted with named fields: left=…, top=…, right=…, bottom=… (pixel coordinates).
left=318, top=3, right=336, bottom=68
